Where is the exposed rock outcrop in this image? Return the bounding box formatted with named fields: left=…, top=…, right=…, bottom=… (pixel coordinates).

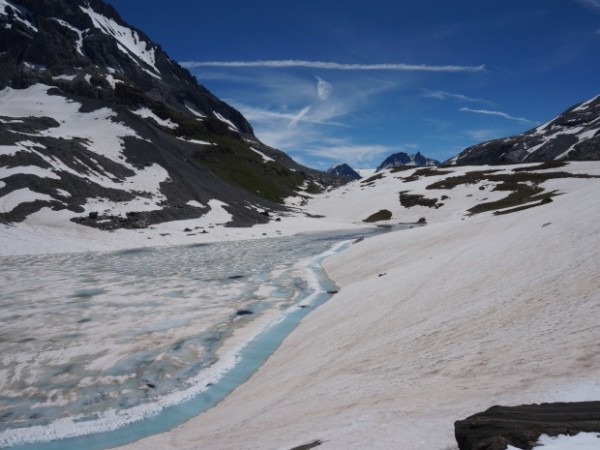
left=455, top=402, right=600, bottom=450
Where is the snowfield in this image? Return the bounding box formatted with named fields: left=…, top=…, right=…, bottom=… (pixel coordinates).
left=2, top=161, right=600, bottom=449
left=113, top=161, right=600, bottom=450
left=513, top=432, right=600, bottom=449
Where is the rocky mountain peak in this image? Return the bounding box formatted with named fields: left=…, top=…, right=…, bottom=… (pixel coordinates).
left=0, top=0, right=254, bottom=135
left=326, top=163, right=361, bottom=180
left=450, top=93, right=600, bottom=165
left=376, top=151, right=440, bottom=171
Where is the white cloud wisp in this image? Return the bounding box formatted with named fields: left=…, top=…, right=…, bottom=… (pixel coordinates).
left=223, top=76, right=401, bottom=169
left=422, top=89, right=494, bottom=105
left=460, top=107, right=535, bottom=123
left=181, top=59, right=485, bottom=73
left=576, top=0, right=600, bottom=9
left=316, top=77, right=333, bottom=100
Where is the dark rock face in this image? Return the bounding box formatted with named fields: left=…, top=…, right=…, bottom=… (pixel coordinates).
left=451, top=94, right=600, bottom=165
left=0, top=0, right=341, bottom=228
left=326, top=163, right=361, bottom=180
left=376, top=152, right=440, bottom=171
left=455, top=402, right=600, bottom=450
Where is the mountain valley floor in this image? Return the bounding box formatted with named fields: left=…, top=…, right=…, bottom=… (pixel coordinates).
left=2, top=162, right=600, bottom=449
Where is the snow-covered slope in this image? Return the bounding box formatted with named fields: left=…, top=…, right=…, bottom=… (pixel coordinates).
left=119, top=161, right=600, bottom=450
left=0, top=0, right=341, bottom=235
left=451, top=93, right=600, bottom=165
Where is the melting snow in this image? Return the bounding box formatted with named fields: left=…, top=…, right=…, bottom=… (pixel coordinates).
left=508, top=432, right=600, bottom=449
left=132, top=107, right=178, bottom=129
left=0, top=83, right=169, bottom=213
left=141, top=66, right=161, bottom=80
left=0, top=188, right=54, bottom=213
left=250, top=147, right=274, bottom=163
left=104, top=73, right=121, bottom=88
left=80, top=6, right=159, bottom=75
left=213, top=111, right=239, bottom=132
left=555, top=128, right=600, bottom=160
left=571, top=94, right=600, bottom=112
left=204, top=199, right=232, bottom=225
left=107, top=162, right=600, bottom=450
left=0, top=140, right=45, bottom=156
left=177, top=137, right=214, bottom=145
left=185, top=103, right=206, bottom=119
left=0, top=0, right=37, bottom=32
left=50, top=18, right=85, bottom=56
left=0, top=165, right=61, bottom=180
left=52, top=74, right=77, bottom=81
left=55, top=188, right=71, bottom=198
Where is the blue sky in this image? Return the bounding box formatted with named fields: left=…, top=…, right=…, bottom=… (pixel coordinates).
left=106, top=0, right=600, bottom=169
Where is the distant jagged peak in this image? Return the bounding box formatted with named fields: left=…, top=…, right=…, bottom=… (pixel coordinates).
left=376, top=151, right=440, bottom=172
left=326, top=163, right=362, bottom=180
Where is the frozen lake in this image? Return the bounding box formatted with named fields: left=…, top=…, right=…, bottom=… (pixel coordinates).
left=0, top=229, right=379, bottom=448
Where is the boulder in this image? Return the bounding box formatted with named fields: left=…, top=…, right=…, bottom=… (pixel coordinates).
left=455, top=402, right=600, bottom=450
left=363, top=209, right=392, bottom=223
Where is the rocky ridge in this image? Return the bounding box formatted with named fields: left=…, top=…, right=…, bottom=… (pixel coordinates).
left=450, top=93, right=600, bottom=165
left=326, top=163, right=361, bottom=180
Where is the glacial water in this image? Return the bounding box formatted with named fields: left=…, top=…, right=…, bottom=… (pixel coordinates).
left=0, top=229, right=380, bottom=449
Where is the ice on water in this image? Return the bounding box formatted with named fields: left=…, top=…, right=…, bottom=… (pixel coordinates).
left=0, top=231, right=367, bottom=446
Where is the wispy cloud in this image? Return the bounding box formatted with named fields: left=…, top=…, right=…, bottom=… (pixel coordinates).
left=181, top=59, right=486, bottom=73
left=316, top=77, right=333, bottom=100
left=219, top=76, right=400, bottom=168
left=576, top=0, right=600, bottom=9
left=422, top=89, right=494, bottom=105
left=460, top=107, right=535, bottom=123
left=289, top=106, right=312, bottom=127
left=238, top=104, right=344, bottom=127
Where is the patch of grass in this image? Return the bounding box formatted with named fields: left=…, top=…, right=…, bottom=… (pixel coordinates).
left=493, top=195, right=555, bottom=216
left=361, top=173, right=385, bottom=185
left=429, top=167, right=597, bottom=215
left=389, top=165, right=415, bottom=173
left=512, top=160, right=568, bottom=172
left=426, top=170, right=500, bottom=190
left=402, top=167, right=453, bottom=182
left=467, top=184, right=544, bottom=214
left=115, top=83, right=237, bottom=141
left=113, top=84, right=309, bottom=203
left=399, top=191, right=441, bottom=208
left=194, top=143, right=305, bottom=203
left=304, top=182, right=322, bottom=194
